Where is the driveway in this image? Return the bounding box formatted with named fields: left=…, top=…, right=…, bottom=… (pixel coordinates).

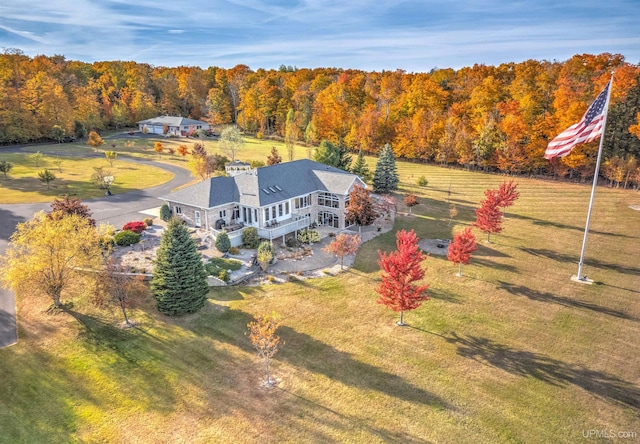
left=0, top=155, right=192, bottom=348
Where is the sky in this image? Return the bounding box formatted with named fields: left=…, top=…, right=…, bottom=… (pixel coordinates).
left=1, top=0, right=639, bottom=72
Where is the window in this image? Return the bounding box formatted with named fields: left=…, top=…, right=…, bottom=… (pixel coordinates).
left=318, top=192, right=339, bottom=208
left=278, top=204, right=283, bottom=217
left=285, top=202, right=290, bottom=214
left=219, top=210, right=226, bottom=218
left=272, top=207, right=276, bottom=219
left=294, top=194, right=311, bottom=209
left=319, top=211, right=339, bottom=228
left=264, top=208, right=270, bottom=220
left=175, top=206, right=182, bottom=214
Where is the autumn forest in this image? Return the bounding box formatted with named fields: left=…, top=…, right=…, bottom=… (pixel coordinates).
left=1, top=50, right=640, bottom=186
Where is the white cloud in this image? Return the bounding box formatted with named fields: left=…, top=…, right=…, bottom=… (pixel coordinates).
left=1, top=0, right=638, bottom=69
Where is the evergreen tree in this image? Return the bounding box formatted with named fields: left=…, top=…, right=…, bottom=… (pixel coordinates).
left=605, top=74, right=640, bottom=158
left=351, top=149, right=372, bottom=182
left=151, top=218, right=209, bottom=315
left=313, top=140, right=339, bottom=167
left=215, top=231, right=231, bottom=253
left=160, top=203, right=173, bottom=222
left=335, top=140, right=352, bottom=171
left=372, top=143, right=399, bottom=194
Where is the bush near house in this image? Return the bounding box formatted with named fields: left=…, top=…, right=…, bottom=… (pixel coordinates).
left=114, top=230, right=141, bottom=246
left=160, top=204, right=172, bottom=222
left=242, top=227, right=260, bottom=249
left=297, top=229, right=320, bottom=244
left=122, top=221, right=146, bottom=234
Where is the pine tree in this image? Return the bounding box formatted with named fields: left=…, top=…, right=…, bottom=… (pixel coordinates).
left=151, top=218, right=209, bottom=315
left=372, top=143, right=399, bottom=194
left=351, top=149, right=372, bottom=182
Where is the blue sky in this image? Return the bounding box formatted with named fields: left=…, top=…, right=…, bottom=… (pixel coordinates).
left=1, top=0, right=639, bottom=71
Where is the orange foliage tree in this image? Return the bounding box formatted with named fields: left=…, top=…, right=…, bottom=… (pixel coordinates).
left=323, top=233, right=361, bottom=269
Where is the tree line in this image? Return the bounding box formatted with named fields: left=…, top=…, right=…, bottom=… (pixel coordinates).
left=1, top=49, right=640, bottom=184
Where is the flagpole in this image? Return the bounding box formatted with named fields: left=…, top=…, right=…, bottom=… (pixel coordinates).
left=575, top=73, right=614, bottom=282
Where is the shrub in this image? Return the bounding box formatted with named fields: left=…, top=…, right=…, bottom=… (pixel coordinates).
left=228, top=246, right=240, bottom=255
left=143, top=217, right=154, bottom=227
left=114, top=230, right=141, bottom=246
left=298, top=229, right=320, bottom=244
left=257, top=241, right=275, bottom=271
left=218, top=270, right=230, bottom=282
left=122, top=221, right=146, bottom=234
left=256, top=131, right=264, bottom=139
left=285, top=234, right=299, bottom=248
left=206, top=258, right=242, bottom=276
left=417, top=175, right=428, bottom=187
left=99, top=236, right=115, bottom=251
left=242, top=227, right=260, bottom=249
left=215, top=231, right=231, bottom=253
left=160, top=204, right=172, bottom=222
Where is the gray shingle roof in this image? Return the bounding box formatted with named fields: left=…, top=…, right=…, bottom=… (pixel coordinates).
left=161, top=159, right=364, bottom=209
left=137, top=116, right=209, bottom=127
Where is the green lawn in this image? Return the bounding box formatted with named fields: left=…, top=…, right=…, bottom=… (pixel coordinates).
left=0, top=150, right=173, bottom=204
left=1, top=161, right=639, bottom=443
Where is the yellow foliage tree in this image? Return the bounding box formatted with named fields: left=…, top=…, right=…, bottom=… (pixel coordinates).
left=0, top=212, right=104, bottom=308
left=87, top=130, right=104, bottom=148
left=247, top=313, right=283, bottom=386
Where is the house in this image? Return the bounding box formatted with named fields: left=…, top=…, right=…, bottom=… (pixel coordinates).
left=137, top=116, right=210, bottom=136
left=160, top=159, right=367, bottom=246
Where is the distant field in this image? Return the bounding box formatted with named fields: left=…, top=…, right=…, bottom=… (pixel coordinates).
left=0, top=157, right=639, bottom=442
left=0, top=150, right=173, bottom=204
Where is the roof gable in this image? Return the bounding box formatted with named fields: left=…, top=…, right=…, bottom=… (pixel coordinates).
left=161, top=159, right=361, bottom=209
left=137, top=116, right=209, bottom=127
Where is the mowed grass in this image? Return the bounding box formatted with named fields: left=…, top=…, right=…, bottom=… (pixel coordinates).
left=1, top=162, right=639, bottom=443
left=0, top=150, right=173, bottom=203
left=16, top=134, right=312, bottom=165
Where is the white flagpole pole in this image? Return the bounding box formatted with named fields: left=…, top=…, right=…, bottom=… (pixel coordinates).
left=575, top=73, right=614, bottom=282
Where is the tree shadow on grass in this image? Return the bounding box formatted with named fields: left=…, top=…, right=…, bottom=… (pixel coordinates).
left=473, top=243, right=511, bottom=258
left=509, top=213, right=636, bottom=239
left=519, top=247, right=640, bottom=276
left=472, top=257, right=519, bottom=274
left=428, top=287, right=463, bottom=304
left=496, top=281, right=638, bottom=321
left=276, top=386, right=429, bottom=443
left=66, top=309, right=177, bottom=412
left=444, top=332, right=640, bottom=410
left=197, top=307, right=452, bottom=410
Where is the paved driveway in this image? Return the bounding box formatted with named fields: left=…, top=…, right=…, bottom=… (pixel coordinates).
left=0, top=157, right=192, bottom=348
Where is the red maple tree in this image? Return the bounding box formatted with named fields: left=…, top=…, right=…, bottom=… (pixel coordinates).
left=376, top=229, right=429, bottom=326
left=496, top=180, right=520, bottom=216
left=474, top=191, right=503, bottom=242
left=49, top=196, right=96, bottom=227
left=322, top=233, right=361, bottom=269
left=447, top=227, right=477, bottom=276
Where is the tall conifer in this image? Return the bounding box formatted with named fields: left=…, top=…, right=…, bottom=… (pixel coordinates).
left=372, top=144, right=399, bottom=194
left=151, top=219, right=209, bottom=315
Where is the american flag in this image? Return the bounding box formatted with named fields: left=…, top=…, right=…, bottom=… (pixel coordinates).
left=544, top=81, right=611, bottom=160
